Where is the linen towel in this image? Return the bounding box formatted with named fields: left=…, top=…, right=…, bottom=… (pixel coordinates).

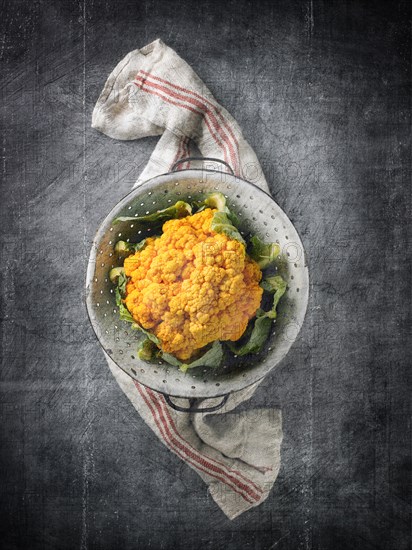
left=92, top=38, right=282, bottom=520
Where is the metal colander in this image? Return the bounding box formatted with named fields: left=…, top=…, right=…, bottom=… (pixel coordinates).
left=86, top=161, right=309, bottom=406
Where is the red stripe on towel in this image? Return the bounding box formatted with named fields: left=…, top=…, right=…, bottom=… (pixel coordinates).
left=133, top=74, right=237, bottom=171
left=139, top=69, right=240, bottom=172
left=135, top=382, right=256, bottom=503
left=139, top=383, right=263, bottom=501
left=132, top=78, right=228, bottom=164
left=154, top=391, right=265, bottom=497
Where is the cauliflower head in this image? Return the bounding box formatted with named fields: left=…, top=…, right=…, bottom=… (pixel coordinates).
left=123, top=208, right=263, bottom=361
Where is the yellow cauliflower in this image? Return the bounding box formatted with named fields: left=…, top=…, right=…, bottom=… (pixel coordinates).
left=123, top=208, right=263, bottom=361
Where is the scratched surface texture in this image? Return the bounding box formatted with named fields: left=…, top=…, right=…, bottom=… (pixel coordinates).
left=0, top=0, right=410, bottom=549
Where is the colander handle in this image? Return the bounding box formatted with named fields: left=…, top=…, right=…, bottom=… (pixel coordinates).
left=164, top=394, right=230, bottom=413
left=170, top=156, right=235, bottom=175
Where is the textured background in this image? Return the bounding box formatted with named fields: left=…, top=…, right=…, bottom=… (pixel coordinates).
left=0, top=0, right=411, bottom=549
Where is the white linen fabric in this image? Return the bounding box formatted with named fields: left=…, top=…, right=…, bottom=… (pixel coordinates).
left=92, top=39, right=282, bottom=519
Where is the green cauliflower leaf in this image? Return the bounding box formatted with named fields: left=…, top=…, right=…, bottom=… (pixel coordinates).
left=161, top=341, right=224, bottom=373
left=248, top=235, right=281, bottom=269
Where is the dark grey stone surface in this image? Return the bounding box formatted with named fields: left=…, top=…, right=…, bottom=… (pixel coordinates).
left=0, top=0, right=410, bottom=548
